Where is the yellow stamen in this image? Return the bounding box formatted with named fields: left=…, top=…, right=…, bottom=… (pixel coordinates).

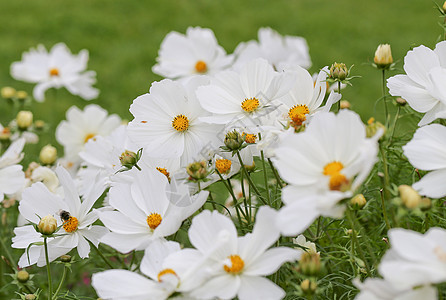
left=215, top=159, right=232, bottom=174
left=241, top=98, right=260, bottom=113
left=172, top=115, right=189, bottom=132
left=49, top=68, right=59, bottom=77
left=367, top=117, right=375, bottom=125
left=195, top=60, right=207, bottom=73
left=323, top=161, right=344, bottom=176
left=63, top=216, right=78, bottom=232
left=157, top=268, right=177, bottom=282
left=156, top=167, right=171, bottom=182
left=84, top=133, right=96, bottom=143
left=329, top=173, right=349, bottom=191
left=147, top=213, right=162, bottom=230
left=223, top=255, right=244, bottom=274
left=243, top=132, right=257, bottom=144
left=288, top=105, right=310, bottom=126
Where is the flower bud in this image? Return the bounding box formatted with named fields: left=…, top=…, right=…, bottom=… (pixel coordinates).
left=0, top=127, right=11, bottom=140
left=39, top=145, right=57, bottom=165
left=299, top=252, right=321, bottom=276
left=340, top=100, right=351, bottom=109
left=186, top=161, right=209, bottom=181
left=301, top=279, right=317, bottom=294
left=366, top=118, right=386, bottom=138
left=2, top=87, right=16, bottom=99
left=16, top=111, right=33, bottom=129
left=25, top=295, right=36, bottom=300
left=374, top=44, right=393, bottom=69
left=329, top=62, right=348, bottom=81
left=60, top=254, right=72, bottom=263
left=119, top=150, right=138, bottom=168
left=396, top=97, right=407, bottom=106
left=443, top=1, right=446, bottom=13
left=34, top=120, right=45, bottom=130
left=38, top=215, right=57, bottom=235
left=420, top=197, right=432, bottom=210
left=398, top=185, right=421, bottom=209
left=16, top=91, right=28, bottom=101
left=224, top=130, right=245, bottom=151
left=17, top=270, right=29, bottom=283
left=350, top=194, right=366, bottom=209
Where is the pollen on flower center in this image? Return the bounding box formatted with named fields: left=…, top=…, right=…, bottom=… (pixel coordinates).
left=147, top=213, right=162, bottom=230
left=329, top=173, right=349, bottom=191
left=288, top=104, right=310, bottom=126
left=223, top=254, right=244, bottom=274
left=323, top=161, right=344, bottom=176
left=242, top=132, right=257, bottom=144
left=49, top=68, right=59, bottom=77
left=195, top=60, right=207, bottom=73
left=84, top=133, right=96, bottom=143
left=63, top=216, right=79, bottom=232
left=157, top=268, right=177, bottom=282
left=216, top=159, right=232, bottom=174
left=156, top=167, right=171, bottom=182
left=241, top=98, right=260, bottom=113
left=172, top=115, right=189, bottom=132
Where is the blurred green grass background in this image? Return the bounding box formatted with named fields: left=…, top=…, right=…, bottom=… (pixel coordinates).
left=0, top=0, right=441, bottom=156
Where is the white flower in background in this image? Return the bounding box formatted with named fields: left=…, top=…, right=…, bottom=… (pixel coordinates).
left=276, top=65, right=341, bottom=128
left=10, top=43, right=99, bottom=102
left=387, top=41, right=446, bottom=126
left=197, top=58, right=296, bottom=127
left=183, top=207, right=301, bottom=300
left=127, top=77, right=223, bottom=167
left=233, top=27, right=311, bottom=71
left=273, top=110, right=381, bottom=236
left=92, top=239, right=202, bottom=299
left=293, top=235, right=317, bottom=254
left=100, top=167, right=208, bottom=253
left=12, top=166, right=108, bottom=267
left=223, top=179, right=257, bottom=221
left=56, top=104, right=121, bottom=165
left=402, top=124, right=446, bottom=198
left=353, top=278, right=437, bottom=300
left=153, top=26, right=233, bottom=80
left=379, top=227, right=446, bottom=290
left=0, top=138, right=25, bottom=202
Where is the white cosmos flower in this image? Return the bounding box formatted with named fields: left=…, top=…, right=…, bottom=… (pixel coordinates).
left=127, top=77, right=223, bottom=167
left=93, top=239, right=200, bottom=300
left=183, top=206, right=301, bottom=300
left=99, top=167, right=208, bottom=253
left=387, top=41, right=446, bottom=126
left=0, top=138, right=26, bottom=202
left=12, top=166, right=108, bottom=267
left=273, top=110, right=381, bottom=236
left=197, top=58, right=296, bottom=127
left=153, top=26, right=233, bottom=80
left=402, top=124, right=446, bottom=198
left=10, top=43, right=99, bottom=102
left=379, top=227, right=446, bottom=290
left=353, top=278, right=437, bottom=300
left=56, top=104, right=121, bottom=165
left=233, top=27, right=311, bottom=71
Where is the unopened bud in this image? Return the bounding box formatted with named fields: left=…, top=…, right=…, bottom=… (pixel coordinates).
left=25, top=295, right=36, bottom=300
left=350, top=194, right=366, bottom=209
left=186, top=161, right=209, bottom=181
left=329, top=62, right=348, bottom=81
left=301, top=279, right=317, bottom=294
left=224, top=130, right=245, bottom=151
left=16, top=111, right=33, bottom=129
left=374, top=44, right=393, bottom=69
left=366, top=118, right=386, bottom=138
left=119, top=150, right=138, bottom=168
left=443, top=1, right=446, bottom=13
left=17, top=270, right=29, bottom=283
left=16, top=91, right=28, bottom=100
left=38, top=215, right=57, bottom=235
left=299, top=252, right=321, bottom=276
left=0, top=127, right=11, bottom=140
left=1, top=87, right=16, bottom=99
left=396, top=97, right=407, bottom=106
left=420, top=197, right=432, bottom=210
left=398, top=185, right=421, bottom=209
left=340, top=100, right=351, bottom=109
left=60, top=254, right=72, bottom=262
left=39, top=145, right=57, bottom=165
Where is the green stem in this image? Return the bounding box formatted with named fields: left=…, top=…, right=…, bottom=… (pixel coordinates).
left=52, top=265, right=68, bottom=300
left=345, top=209, right=371, bottom=277
left=379, top=188, right=391, bottom=231
left=216, top=170, right=244, bottom=227
left=379, top=142, right=392, bottom=201
left=44, top=237, right=53, bottom=300
left=382, top=69, right=389, bottom=128
left=92, top=243, right=115, bottom=269
left=0, top=236, right=16, bottom=271
left=260, top=149, right=271, bottom=206
left=235, top=151, right=267, bottom=205
left=337, top=81, right=341, bottom=112
left=389, top=105, right=400, bottom=144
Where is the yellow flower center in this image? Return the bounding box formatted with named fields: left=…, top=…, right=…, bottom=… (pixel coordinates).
left=172, top=115, right=189, bottom=132
left=63, top=216, right=79, bottom=232
left=215, top=159, right=232, bottom=174
left=195, top=60, right=207, bottom=73
left=49, top=68, right=59, bottom=77
left=288, top=105, right=310, bottom=127
left=243, top=132, right=257, bottom=144
left=157, top=268, right=177, bottom=282
left=84, top=133, right=96, bottom=143
left=223, top=255, right=244, bottom=274
left=241, top=98, right=260, bottom=113
left=323, top=161, right=344, bottom=176
left=147, top=213, right=162, bottom=230
left=323, top=161, right=349, bottom=191
left=156, top=167, right=171, bottom=182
